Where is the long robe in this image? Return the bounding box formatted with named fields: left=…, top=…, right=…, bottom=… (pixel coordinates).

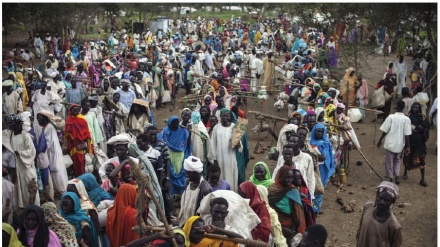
left=35, top=123, right=68, bottom=194
left=31, top=90, right=58, bottom=124
left=115, top=102, right=129, bottom=134
left=2, top=130, right=39, bottom=208
left=340, top=68, right=360, bottom=107
left=262, top=57, right=275, bottom=90
left=2, top=91, right=23, bottom=115
left=83, top=111, right=104, bottom=145
left=191, top=121, right=209, bottom=164
left=208, top=123, right=239, bottom=192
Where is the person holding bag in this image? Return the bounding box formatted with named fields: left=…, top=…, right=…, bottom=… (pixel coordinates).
left=374, top=73, right=395, bottom=122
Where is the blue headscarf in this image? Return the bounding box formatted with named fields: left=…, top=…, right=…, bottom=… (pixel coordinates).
left=60, top=192, right=98, bottom=246
left=160, top=116, right=190, bottom=152
left=292, top=37, right=300, bottom=52
left=78, top=173, right=114, bottom=207
left=191, top=111, right=201, bottom=124
left=309, top=123, right=334, bottom=187
left=72, top=47, right=79, bottom=60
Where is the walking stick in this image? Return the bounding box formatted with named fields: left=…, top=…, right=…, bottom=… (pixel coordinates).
left=343, top=129, right=383, bottom=181
left=133, top=226, right=270, bottom=247
left=126, top=158, right=178, bottom=247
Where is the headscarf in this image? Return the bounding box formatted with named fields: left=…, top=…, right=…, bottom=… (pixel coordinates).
left=67, top=179, right=97, bottom=211
left=289, top=111, right=304, bottom=123
left=203, top=94, right=217, bottom=112
left=17, top=205, right=54, bottom=247
left=182, top=216, right=237, bottom=247
left=78, top=173, right=114, bottom=207
left=249, top=162, right=274, bottom=188
left=239, top=181, right=271, bottom=242
left=172, top=228, right=190, bottom=247
left=324, top=103, right=337, bottom=132
left=309, top=123, right=335, bottom=187
left=183, top=156, right=204, bottom=173
left=65, top=104, right=93, bottom=154
left=60, top=192, right=98, bottom=246
left=15, top=71, right=29, bottom=108
left=191, top=111, right=201, bottom=124
left=2, top=223, right=22, bottom=247
left=161, top=116, right=190, bottom=152
left=315, top=107, right=325, bottom=120
left=376, top=181, right=399, bottom=201
left=106, top=184, right=139, bottom=247
left=41, top=202, right=79, bottom=247
left=276, top=124, right=298, bottom=152
left=199, top=105, right=211, bottom=126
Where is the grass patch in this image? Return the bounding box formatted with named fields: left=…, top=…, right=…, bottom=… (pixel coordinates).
left=5, top=23, right=27, bottom=32
left=77, top=33, right=110, bottom=41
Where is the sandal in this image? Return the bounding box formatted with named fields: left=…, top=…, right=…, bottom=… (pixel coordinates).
left=420, top=180, right=428, bottom=187
left=402, top=174, right=408, bottom=180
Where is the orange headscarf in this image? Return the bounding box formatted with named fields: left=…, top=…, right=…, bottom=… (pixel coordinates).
left=182, top=216, right=237, bottom=247
left=106, top=184, right=139, bottom=247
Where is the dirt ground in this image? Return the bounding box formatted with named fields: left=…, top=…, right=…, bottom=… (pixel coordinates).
left=3, top=33, right=437, bottom=246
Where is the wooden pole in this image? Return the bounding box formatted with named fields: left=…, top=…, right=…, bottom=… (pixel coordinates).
left=248, top=110, right=288, bottom=122
left=128, top=158, right=178, bottom=247
left=342, top=130, right=383, bottom=181
left=132, top=226, right=269, bottom=247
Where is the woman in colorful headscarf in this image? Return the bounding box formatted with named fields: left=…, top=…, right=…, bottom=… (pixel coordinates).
left=2, top=223, right=23, bottom=247
left=42, top=202, right=79, bottom=247
left=64, top=104, right=93, bottom=177
left=403, top=102, right=430, bottom=187
left=289, top=111, right=305, bottom=126
left=106, top=184, right=141, bottom=247
left=160, top=116, right=191, bottom=195
left=340, top=67, right=360, bottom=107
left=324, top=103, right=338, bottom=133
left=17, top=205, right=62, bottom=247
left=256, top=185, right=287, bottom=247
left=78, top=173, right=114, bottom=208
left=182, top=216, right=238, bottom=247
left=292, top=37, right=300, bottom=53
left=238, top=181, right=271, bottom=242
left=67, top=179, right=100, bottom=233
left=268, top=165, right=305, bottom=246
left=292, top=169, right=315, bottom=227
left=310, top=123, right=335, bottom=214
left=60, top=192, right=98, bottom=247
left=15, top=71, right=29, bottom=109
left=203, top=94, right=217, bottom=112
left=249, top=162, right=274, bottom=188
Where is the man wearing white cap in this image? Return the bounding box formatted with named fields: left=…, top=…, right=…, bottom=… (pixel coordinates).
left=46, top=54, right=59, bottom=70
left=177, top=156, right=212, bottom=227
left=2, top=80, right=23, bottom=115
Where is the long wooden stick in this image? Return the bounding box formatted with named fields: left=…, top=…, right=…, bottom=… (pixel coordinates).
left=128, top=158, right=178, bottom=247
left=343, top=129, right=383, bottom=181
left=133, top=226, right=269, bottom=247
left=248, top=110, right=288, bottom=122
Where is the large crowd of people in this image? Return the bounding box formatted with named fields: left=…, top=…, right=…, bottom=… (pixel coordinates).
left=2, top=13, right=436, bottom=247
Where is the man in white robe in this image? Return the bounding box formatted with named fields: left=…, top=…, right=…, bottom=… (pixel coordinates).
left=208, top=109, right=241, bottom=192
left=31, top=81, right=60, bottom=125
left=35, top=110, right=69, bottom=199
left=2, top=80, right=23, bottom=115
left=2, top=115, right=39, bottom=208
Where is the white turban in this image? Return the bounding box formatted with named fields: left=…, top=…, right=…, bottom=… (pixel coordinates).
left=106, top=133, right=132, bottom=145
left=184, top=156, right=203, bottom=173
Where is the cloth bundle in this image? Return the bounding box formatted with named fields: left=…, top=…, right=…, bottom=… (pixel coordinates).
left=231, top=117, right=248, bottom=149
